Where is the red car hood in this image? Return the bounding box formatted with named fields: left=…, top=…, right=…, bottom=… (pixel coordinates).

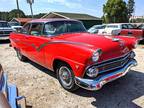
left=56, top=33, right=132, bottom=61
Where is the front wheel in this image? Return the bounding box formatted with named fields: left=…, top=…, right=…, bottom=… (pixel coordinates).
left=56, top=63, right=79, bottom=92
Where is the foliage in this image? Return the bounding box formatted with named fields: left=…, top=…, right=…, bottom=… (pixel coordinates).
left=103, top=0, right=128, bottom=23
left=27, top=13, right=46, bottom=18
left=0, top=9, right=45, bottom=21
left=127, top=0, right=135, bottom=18
left=130, top=18, right=144, bottom=23
left=0, top=9, right=26, bottom=21
left=9, top=9, right=26, bottom=19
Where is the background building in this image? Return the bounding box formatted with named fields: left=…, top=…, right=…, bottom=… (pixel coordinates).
left=41, top=12, right=102, bottom=29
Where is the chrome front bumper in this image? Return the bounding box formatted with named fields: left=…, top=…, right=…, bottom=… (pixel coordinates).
left=75, top=59, right=137, bottom=91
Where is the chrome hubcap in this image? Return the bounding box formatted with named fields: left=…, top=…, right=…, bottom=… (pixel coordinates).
left=59, top=66, right=72, bottom=87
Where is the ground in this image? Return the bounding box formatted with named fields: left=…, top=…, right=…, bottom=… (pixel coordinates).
left=0, top=40, right=144, bottom=108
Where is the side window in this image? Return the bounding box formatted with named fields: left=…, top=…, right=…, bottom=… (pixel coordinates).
left=20, top=23, right=30, bottom=34
left=43, top=22, right=66, bottom=36
left=29, top=23, right=43, bottom=36
left=127, top=24, right=134, bottom=29
left=122, top=24, right=128, bottom=29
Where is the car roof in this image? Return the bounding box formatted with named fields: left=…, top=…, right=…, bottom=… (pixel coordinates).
left=30, top=18, right=80, bottom=23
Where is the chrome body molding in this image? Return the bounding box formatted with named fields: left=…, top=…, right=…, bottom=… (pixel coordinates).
left=75, top=59, right=137, bottom=91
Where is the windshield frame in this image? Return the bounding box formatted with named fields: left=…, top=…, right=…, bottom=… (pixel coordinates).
left=43, top=20, right=87, bottom=37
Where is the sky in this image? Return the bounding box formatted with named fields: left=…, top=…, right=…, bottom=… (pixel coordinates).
left=0, top=0, right=144, bottom=17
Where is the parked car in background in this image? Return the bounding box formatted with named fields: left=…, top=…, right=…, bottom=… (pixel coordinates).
left=91, top=23, right=143, bottom=39
left=10, top=19, right=137, bottom=91
left=98, top=24, right=121, bottom=35
left=0, top=21, right=13, bottom=40
left=119, top=23, right=144, bottom=39
left=8, top=22, right=23, bottom=31
left=0, top=64, right=26, bottom=108
left=88, top=25, right=106, bottom=34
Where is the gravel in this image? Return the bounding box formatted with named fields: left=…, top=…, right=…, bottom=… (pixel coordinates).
left=0, top=41, right=144, bottom=108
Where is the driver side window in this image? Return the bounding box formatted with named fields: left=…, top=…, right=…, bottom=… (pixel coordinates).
left=20, top=23, right=30, bottom=34
left=29, top=23, right=43, bottom=36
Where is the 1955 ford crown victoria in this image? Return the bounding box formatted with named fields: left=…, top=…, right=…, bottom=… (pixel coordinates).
left=10, top=19, right=138, bottom=91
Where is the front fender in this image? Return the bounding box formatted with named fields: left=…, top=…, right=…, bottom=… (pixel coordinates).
left=52, top=56, right=86, bottom=77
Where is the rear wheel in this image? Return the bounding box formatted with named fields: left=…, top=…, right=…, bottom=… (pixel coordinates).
left=56, top=63, right=79, bottom=92
left=16, top=49, right=27, bottom=62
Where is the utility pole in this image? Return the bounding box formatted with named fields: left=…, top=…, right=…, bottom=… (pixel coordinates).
left=16, top=0, right=20, bottom=17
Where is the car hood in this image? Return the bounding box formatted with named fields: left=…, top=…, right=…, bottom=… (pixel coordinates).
left=56, top=33, right=131, bottom=61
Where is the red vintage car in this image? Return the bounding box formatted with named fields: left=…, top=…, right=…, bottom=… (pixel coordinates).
left=10, top=19, right=138, bottom=91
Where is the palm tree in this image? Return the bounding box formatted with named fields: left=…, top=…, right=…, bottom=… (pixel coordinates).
left=16, top=0, right=20, bottom=17
left=27, top=0, right=34, bottom=18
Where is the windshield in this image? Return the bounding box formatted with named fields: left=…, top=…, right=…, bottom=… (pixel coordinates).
left=0, top=22, right=10, bottom=27
left=88, top=25, right=105, bottom=33
left=43, top=21, right=87, bottom=36
left=9, top=22, right=20, bottom=26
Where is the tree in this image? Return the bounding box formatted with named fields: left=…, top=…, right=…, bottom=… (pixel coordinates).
left=9, top=9, right=26, bottom=20
left=27, top=0, right=34, bottom=18
left=103, top=0, right=128, bottom=23
left=127, top=0, right=135, bottom=18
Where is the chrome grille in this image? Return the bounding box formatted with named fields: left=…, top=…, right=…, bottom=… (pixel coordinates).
left=95, top=52, right=131, bottom=74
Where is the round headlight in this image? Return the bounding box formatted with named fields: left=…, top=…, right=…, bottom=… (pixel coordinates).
left=92, top=49, right=102, bottom=62
left=87, top=67, right=99, bottom=78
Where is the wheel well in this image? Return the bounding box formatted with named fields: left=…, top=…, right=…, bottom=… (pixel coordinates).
left=53, top=59, right=71, bottom=72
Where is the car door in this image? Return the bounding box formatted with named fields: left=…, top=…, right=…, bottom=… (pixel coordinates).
left=24, top=23, right=49, bottom=66
left=10, top=23, right=31, bottom=57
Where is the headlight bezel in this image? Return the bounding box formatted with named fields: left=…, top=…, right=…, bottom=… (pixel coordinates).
left=86, top=67, right=99, bottom=78
left=91, top=49, right=102, bottom=62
